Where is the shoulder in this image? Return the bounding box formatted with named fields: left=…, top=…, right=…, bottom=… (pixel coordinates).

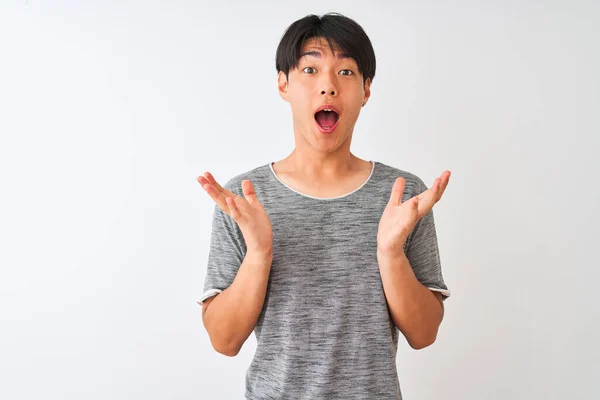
left=220, top=163, right=272, bottom=195
left=374, top=161, right=428, bottom=197
left=218, top=164, right=269, bottom=192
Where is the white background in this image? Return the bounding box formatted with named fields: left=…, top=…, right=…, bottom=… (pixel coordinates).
left=1, top=1, right=598, bottom=399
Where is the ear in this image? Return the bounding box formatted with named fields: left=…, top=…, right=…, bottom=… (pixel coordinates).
left=277, top=71, right=289, bottom=102
left=362, top=77, right=371, bottom=107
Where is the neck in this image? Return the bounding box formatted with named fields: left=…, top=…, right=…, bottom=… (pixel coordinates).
left=283, top=149, right=365, bottom=182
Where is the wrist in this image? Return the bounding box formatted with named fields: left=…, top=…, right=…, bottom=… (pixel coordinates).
left=247, top=247, right=273, bottom=262
left=376, top=232, right=408, bottom=257
left=377, top=245, right=406, bottom=260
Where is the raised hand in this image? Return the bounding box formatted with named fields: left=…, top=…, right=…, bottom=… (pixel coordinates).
left=198, top=172, right=273, bottom=256
left=377, top=171, right=451, bottom=255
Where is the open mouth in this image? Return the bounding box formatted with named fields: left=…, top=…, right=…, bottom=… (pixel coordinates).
left=314, top=109, right=340, bottom=131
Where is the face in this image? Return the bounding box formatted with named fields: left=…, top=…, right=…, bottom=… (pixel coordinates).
left=277, top=37, right=371, bottom=152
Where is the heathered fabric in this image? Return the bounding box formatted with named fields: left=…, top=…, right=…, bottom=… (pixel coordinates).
left=200, top=160, right=451, bottom=400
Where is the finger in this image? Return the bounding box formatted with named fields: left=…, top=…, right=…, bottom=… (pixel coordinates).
left=416, top=184, right=437, bottom=217
left=417, top=175, right=445, bottom=205
left=389, top=177, right=405, bottom=206
left=434, top=177, right=444, bottom=202
left=225, top=196, right=241, bottom=220
left=436, top=171, right=451, bottom=202
left=197, top=176, right=230, bottom=213
left=202, top=171, right=237, bottom=199
left=416, top=180, right=436, bottom=203
left=431, top=172, right=449, bottom=203
left=241, top=179, right=258, bottom=206
left=407, top=196, right=418, bottom=209
left=406, top=196, right=420, bottom=222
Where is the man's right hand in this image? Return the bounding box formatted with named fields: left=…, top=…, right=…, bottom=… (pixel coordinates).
left=198, top=171, right=273, bottom=256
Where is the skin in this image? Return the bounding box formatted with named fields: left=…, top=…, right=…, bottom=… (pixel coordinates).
left=272, top=36, right=372, bottom=195
left=378, top=171, right=452, bottom=256
left=198, top=35, right=451, bottom=346
left=196, top=172, right=272, bottom=256
left=377, top=171, right=451, bottom=347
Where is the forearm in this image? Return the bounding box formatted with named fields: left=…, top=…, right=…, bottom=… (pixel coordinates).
left=377, top=248, right=443, bottom=349
left=203, top=249, right=273, bottom=355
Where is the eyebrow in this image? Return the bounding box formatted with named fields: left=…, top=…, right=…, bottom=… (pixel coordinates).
left=298, top=50, right=353, bottom=60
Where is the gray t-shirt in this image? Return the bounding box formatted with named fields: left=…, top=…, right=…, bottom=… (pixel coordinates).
left=200, top=160, right=451, bottom=400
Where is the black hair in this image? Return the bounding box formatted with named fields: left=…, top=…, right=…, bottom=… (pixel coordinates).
left=275, top=12, right=376, bottom=86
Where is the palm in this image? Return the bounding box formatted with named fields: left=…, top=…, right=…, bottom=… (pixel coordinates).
left=377, top=171, right=451, bottom=254
left=198, top=171, right=273, bottom=255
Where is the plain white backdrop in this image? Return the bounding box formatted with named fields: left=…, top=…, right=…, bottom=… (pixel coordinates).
left=1, top=1, right=598, bottom=399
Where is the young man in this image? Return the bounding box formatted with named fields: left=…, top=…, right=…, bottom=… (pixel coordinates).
left=197, top=12, right=451, bottom=400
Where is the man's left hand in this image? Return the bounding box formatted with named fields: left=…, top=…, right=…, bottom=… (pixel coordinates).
left=377, top=171, right=451, bottom=255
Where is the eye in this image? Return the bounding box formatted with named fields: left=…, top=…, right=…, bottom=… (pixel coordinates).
left=302, top=67, right=354, bottom=76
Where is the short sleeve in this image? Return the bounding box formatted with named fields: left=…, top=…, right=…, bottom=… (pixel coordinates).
left=404, top=176, right=451, bottom=301
left=198, top=180, right=247, bottom=303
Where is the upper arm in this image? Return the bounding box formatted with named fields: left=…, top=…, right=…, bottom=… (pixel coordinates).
left=431, top=290, right=444, bottom=317
left=201, top=294, right=218, bottom=323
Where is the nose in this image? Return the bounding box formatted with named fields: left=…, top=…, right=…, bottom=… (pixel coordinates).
left=320, top=74, right=337, bottom=98
left=321, top=88, right=336, bottom=97
left=319, top=67, right=339, bottom=100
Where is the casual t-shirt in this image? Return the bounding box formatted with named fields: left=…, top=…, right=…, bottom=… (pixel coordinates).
left=199, top=160, right=451, bottom=400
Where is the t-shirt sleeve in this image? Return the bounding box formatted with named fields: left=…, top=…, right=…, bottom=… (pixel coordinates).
left=198, top=179, right=247, bottom=303
left=404, top=176, right=451, bottom=301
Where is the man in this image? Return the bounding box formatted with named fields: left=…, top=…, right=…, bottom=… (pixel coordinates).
left=197, top=12, right=451, bottom=400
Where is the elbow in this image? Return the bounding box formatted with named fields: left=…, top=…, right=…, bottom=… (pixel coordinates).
left=408, top=330, right=438, bottom=350
left=203, top=309, right=242, bottom=357
left=211, top=339, right=240, bottom=357
left=403, top=311, right=443, bottom=350
left=207, top=327, right=242, bottom=356
left=209, top=335, right=242, bottom=357
left=215, top=344, right=240, bottom=357
left=409, top=338, right=435, bottom=350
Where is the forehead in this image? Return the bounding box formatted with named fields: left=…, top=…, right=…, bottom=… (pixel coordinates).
left=301, top=37, right=339, bottom=51
left=299, top=37, right=350, bottom=60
